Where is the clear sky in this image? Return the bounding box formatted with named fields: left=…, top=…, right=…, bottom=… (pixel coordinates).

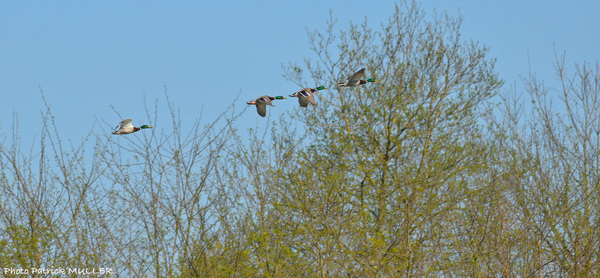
left=1, top=1, right=599, bottom=144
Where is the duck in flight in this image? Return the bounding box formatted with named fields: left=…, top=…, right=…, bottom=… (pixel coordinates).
left=112, top=119, right=152, bottom=135
left=289, top=86, right=327, bottom=107
left=339, top=68, right=377, bottom=87
left=247, top=95, right=287, bottom=117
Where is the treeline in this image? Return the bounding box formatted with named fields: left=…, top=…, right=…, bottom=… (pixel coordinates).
left=1, top=1, right=599, bottom=277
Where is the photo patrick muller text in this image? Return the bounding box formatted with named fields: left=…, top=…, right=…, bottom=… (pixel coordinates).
left=3, top=267, right=115, bottom=275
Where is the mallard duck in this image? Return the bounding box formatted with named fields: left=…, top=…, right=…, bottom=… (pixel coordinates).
left=339, top=68, right=377, bottom=87
left=289, top=86, right=327, bottom=107
left=246, top=95, right=287, bottom=117
left=112, top=119, right=152, bottom=135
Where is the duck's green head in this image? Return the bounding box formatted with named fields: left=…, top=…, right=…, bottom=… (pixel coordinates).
left=367, top=78, right=378, bottom=82
left=140, top=125, right=153, bottom=129
left=272, top=96, right=287, bottom=100
left=315, top=86, right=328, bottom=90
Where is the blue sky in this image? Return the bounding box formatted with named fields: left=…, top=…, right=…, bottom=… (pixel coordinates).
left=1, top=1, right=599, bottom=144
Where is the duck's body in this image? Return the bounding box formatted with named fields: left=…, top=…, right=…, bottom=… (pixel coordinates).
left=112, top=119, right=152, bottom=135
left=247, top=95, right=286, bottom=117
left=339, top=68, right=377, bottom=87
left=289, top=86, right=327, bottom=107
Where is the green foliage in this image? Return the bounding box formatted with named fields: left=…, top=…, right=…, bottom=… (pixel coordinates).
left=276, top=1, right=502, bottom=276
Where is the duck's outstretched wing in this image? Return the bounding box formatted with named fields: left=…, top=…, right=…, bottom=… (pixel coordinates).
left=119, top=119, right=133, bottom=129
left=349, top=68, right=366, bottom=82
left=255, top=103, right=267, bottom=117
left=299, top=89, right=316, bottom=106
left=113, top=118, right=133, bottom=134
left=255, top=96, right=274, bottom=117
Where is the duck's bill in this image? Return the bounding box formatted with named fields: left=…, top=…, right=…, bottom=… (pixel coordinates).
left=246, top=101, right=255, bottom=105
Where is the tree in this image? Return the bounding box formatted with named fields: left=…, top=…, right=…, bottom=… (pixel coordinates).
left=485, top=55, right=600, bottom=277
left=272, top=1, right=502, bottom=276
left=0, top=92, right=242, bottom=277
